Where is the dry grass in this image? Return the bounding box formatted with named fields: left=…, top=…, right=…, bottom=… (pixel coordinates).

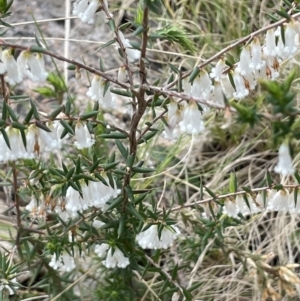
left=2, top=0, right=300, bottom=300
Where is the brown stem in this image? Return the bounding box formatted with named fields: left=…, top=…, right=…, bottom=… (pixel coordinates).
left=99, top=0, right=137, bottom=110
left=0, top=74, right=8, bottom=104
left=137, top=108, right=167, bottom=142
left=171, top=183, right=300, bottom=211
left=123, top=7, right=149, bottom=204
left=145, top=84, right=228, bottom=110
left=144, top=254, right=183, bottom=293
left=139, top=8, right=148, bottom=87
left=12, top=161, right=22, bottom=246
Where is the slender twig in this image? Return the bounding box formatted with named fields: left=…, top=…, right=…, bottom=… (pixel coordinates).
left=171, top=183, right=300, bottom=211
left=0, top=74, right=8, bottom=104
left=12, top=162, right=22, bottom=246
left=64, top=0, right=71, bottom=85
left=139, top=8, right=149, bottom=87
left=99, top=0, right=137, bottom=108
left=144, top=254, right=183, bottom=293
left=145, top=84, right=227, bottom=110
left=122, top=7, right=149, bottom=205
left=21, top=296, right=49, bottom=301
left=138, top=108, right=167, bottom=142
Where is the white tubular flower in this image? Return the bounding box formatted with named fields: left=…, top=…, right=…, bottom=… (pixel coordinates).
left=89, top=181, right=109, bottom=209
left=72, top=0, right=89, bottom=17
left=0, top=48, right=6, bottom=74
left=285, top=22, right=298, bottom=57
left=95, top=243, right=130, bottom=268
left=86, top=75, right=115, bottom=108
left=274, top=143, right=295, bottom=177
left=167, top=100, right=178, bottom=124
left=277, top=22, right=298, bottom=59
left=162, top=126, right=180, bottom=140
left=223, top=199, right=238, bottom=218
left=118, top=31, right=141, bottom=63
left=94, top=243, right=109, bottom=257
left=236, top=194, right=260, bottom=215
left=209, top=81, right=224, bottom=107
left=172, top=292, right=180, bottom=301
left=289, top=189, right=300, bottom=214
left=256, top=191, right=269, bottom=209
left=0, top=133, right=9, bottom=162
left=118, top=66, right=127, bottom=82
left=73, top=0, right=102, bottom=24
left=1, top=127, right=27, bottom=162
left=27, top=123, right=64, bottom=155
left=25, top=196, right=38, bottom=215
left=136, top=224, right=180, bottom=249
left=267, top=189, right=289, bottom=212
left=26, top=125, right=38, bottom=157
left=54, top=198, right=75, bottom=220
left=74, top=121, right=95, bottom=150
left=264, top=28, right=277, bottom=58
left=167, top=100, right=181, bottom=128
left=236, top=46, right=256, bottom=90
left=17, top=51, right=48, bottom=82
left=49, top=252, right=76, bottom=272
left=250, top=37, right=265, bottom=72
left=182, top=77, right=192, bottom=95
left=65, top=186, right=87, bottom=215
left=0, top=278, right=18, bottom=295
left=35, top=53, right=48, bottom=81
left=210, top=58, right=225, bottom=81
left=86, top=75, right=101, bottom=101
left=221, top=74, right=235, bottom=98
left=232, top=70, right=249, bottom=100
left=276, top=34, right=285, bottom=59
left=81, top=0, right=99, bottom=24
left=92, top=220, right=105, bottom=229
left=2, top=49, right=22, bottom=85
left=236, top=195, right=246, bottom=215
left=37, top=125, right=60, bottom=153
left=163, top=100, right=181, bottom=140
left=265, top=57, right=280, bottom=80
left=103, top=247, right=130, bottom=268
left=179, top=101, right=205, bottom=135
left=191, top=70, right=212, bottom=101
left=45, top=120, right=67, bottom=151
left=82, top=181, right=93, bottom=206
left=100, top=85, right=115, bottom=108
left=237, top=46, right=251, bottom=76
left=89, top=176, right=120, bottom=210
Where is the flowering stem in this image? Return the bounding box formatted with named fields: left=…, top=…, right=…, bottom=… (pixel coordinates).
left=0, top=112, right=129, bottom=136
left=164, top=10, right=300, bottom=90
left=0, top=42, right=131, bottom=90
left=145, top=84, right=227, bottom=110
left=171, top=183, right=300, bottom=211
